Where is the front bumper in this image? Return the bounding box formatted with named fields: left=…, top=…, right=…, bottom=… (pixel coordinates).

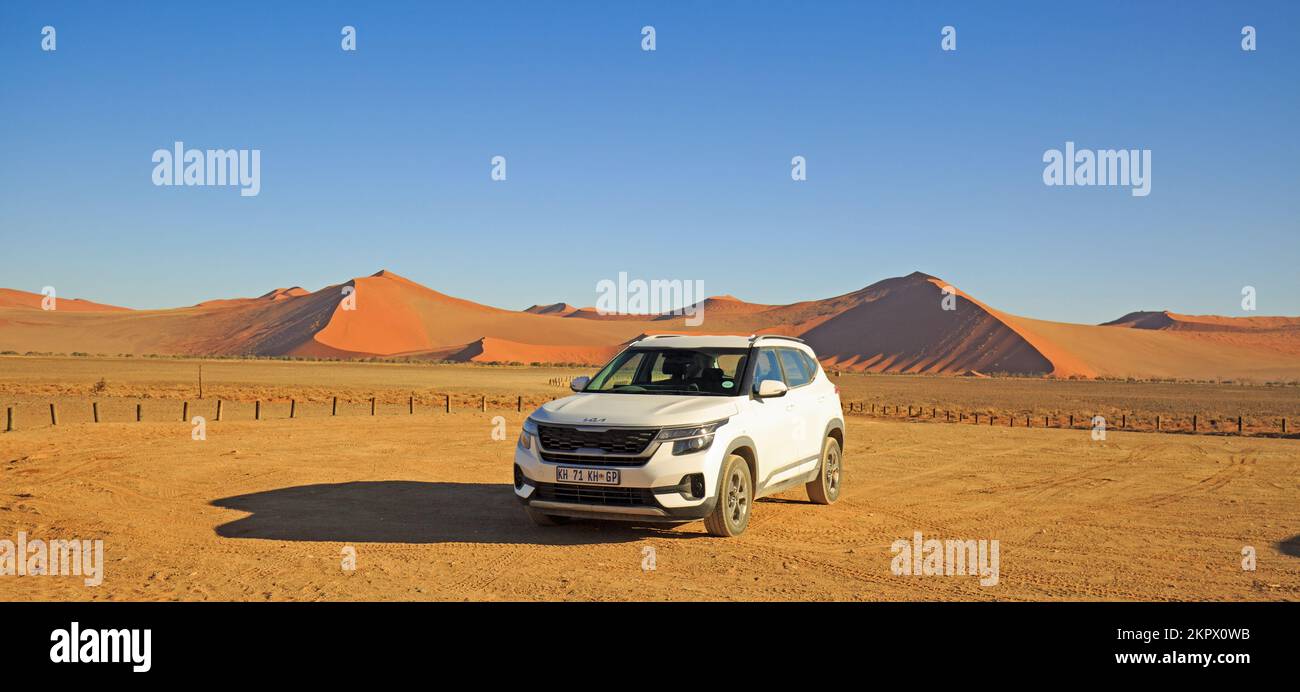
left=512, top=432, right=725, bottom=522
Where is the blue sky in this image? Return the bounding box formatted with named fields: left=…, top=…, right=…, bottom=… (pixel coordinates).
left=1, top=1, right=1297, bottom=323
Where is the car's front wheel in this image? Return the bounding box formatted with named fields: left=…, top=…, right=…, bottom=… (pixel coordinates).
left=805, top=436, right=842, bottom=505
left=704, top=454, right=753, bottom=537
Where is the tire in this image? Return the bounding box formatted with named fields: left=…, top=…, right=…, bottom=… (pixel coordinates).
left=524, top=505, right=570, bottom=526
left=704, top=454, right=753, bottom=537
left=805, top=436, right=842, bottom=505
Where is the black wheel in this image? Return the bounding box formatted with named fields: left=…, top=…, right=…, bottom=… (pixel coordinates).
left=704, top=454, right=753, bottom=537
left=806, top=437, right=842, bottom=505
left=524, top=505, right=570, bottom=526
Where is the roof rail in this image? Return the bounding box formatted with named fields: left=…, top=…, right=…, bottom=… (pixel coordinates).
left=632, top=334, right=682, bottom=343
left=750, top=334, right=805, bottom=344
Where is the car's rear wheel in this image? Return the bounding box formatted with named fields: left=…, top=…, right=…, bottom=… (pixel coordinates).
left=806, top=436, right=842, bottom=505
left=704, top=454, right=752, bottom=537
left=524, top=505, right=570, bottom=526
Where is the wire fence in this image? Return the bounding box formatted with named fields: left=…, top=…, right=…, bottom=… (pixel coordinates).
left=1, top=392, right=547, bottom=431
left=839, top=401, right=1294, bottom=437
left=2, top=394, right=1295, bottom=439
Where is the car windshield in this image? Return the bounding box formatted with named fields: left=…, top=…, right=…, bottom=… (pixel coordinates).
left=583, top=347, right=749, bottom=396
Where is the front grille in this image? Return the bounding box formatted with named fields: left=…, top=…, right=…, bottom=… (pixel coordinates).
left=533, top=482, right=656, bottom=508
left=537, top=425, right=659, bottom=455
left=539, top=451, right=651, bottom=467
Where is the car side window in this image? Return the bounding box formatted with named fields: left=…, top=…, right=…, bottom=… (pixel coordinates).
left=752, top=348, right=783, bottom=390
left=777, top=348, right=812, bottom=387
left=800, top=351, right=821, bottom=380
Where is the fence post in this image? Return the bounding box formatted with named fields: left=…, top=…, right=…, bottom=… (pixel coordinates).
left=182, top=401, right=188, bottom=422
left=1192, top=415, right=1197, bottom=433
left=945, top=410, right=950, bottom=422
left=1155, top=415, right=1160, bottom=431
left=1237, top=416, right=1242, bottom=434
left=332, top=396, right=338, bottom=416
left=50, top=403, right=58, bottom=426
left=93, top=401, right=99, bottom=423
left=290, top=399, right=296, bottom=419
left=517, top=395, right=523, bottom=412
left=1283, top=418, right=1288, bottom=434
left=409, top=396, right=414, bottom=415
left=445, top=394, right=451, bottom=413
left=1121, top=414, right=1126, bottom=428
left=370, top=397, right=376, bottom=416
left=973, top=413, right=979, bottom=425
left=481, top=395, right=486, bottom=412
left=216, top=400, right=223, bottom=422
left=1069, top=414, right=1074, bottom=428
left=255, top=400, right=261, bottom=421
left=5, top=406, right=12, bottom=432
left=136, top=403, right=142, bottom=422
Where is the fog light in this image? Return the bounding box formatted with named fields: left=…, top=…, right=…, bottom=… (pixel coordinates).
left=513, top=464, right=525, bottom=490
left=688, top=473, right=705, bottom=499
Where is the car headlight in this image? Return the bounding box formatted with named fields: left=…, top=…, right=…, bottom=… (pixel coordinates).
left=656, top=419, right=727, bottom=456
left=519, top=418, right=539, bottom=450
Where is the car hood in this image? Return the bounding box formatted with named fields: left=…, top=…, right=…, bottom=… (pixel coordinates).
left=532, top=393, right=740, bottom=428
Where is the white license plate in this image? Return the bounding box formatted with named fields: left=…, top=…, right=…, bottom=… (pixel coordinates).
left=555, top=467, right=621, bottom=485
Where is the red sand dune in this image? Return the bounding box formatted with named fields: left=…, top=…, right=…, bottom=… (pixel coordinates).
left=1, top=270, right=1297, bottom=380
left=449, top=337, right=623, bottom=365
left=522, top=302, right=578, bottom=316
left=1100, top=310, right=1300, bottom=358
left=0, top=288, right=130, bottom=313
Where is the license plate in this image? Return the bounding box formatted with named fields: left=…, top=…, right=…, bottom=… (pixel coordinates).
left=555, top=467, right=620, bottom=485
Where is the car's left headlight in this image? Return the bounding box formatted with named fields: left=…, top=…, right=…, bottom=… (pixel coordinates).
left=519, top=417, right=539, bottom=450
left=656, top=419, right=728, bottom=456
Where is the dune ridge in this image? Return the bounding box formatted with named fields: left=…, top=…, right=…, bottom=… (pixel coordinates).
left=1, top=269, right=1297, bottom=381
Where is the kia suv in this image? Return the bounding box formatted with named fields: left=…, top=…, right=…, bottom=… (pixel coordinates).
left=513, top=335, right=844, bottom=537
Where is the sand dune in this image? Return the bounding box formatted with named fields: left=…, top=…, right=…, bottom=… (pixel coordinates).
left=801, top=273, right=1056, bottom=375
left=450, top=337, right=624, bottom=364
left=1100, top=310, right=1300, bottom=359
left=1, top=269, right=1297, bottom=380
left=522, top=302, right=578, bottom=316
left=0, top=288, right=129, bottom=312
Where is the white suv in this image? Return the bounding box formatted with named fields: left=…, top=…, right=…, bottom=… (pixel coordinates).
left=513, top=335, right=844, bottom=536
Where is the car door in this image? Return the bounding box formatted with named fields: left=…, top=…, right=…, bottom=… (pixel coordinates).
left=775, top=347, right=823, bottom=464
left=746, top=347, right=799, bottom=488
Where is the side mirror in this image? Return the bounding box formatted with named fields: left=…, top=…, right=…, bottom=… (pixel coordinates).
left=756, top=379, right=788, bottom=398
left=570, top=376, right=591, bottom=392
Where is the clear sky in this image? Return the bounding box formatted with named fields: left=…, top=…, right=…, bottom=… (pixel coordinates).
left=2, top=1, right=1297, bottom=323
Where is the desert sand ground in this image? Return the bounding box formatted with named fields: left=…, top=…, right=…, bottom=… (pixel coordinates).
left=1, top=405, right=1295, bottom=601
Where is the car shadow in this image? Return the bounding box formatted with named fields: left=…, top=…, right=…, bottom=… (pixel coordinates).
left=756, top=496, right=814, bottom=505
left=1279, top=535, right=1300, bottom=558
left=211, top=480, right=703, bottom=545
